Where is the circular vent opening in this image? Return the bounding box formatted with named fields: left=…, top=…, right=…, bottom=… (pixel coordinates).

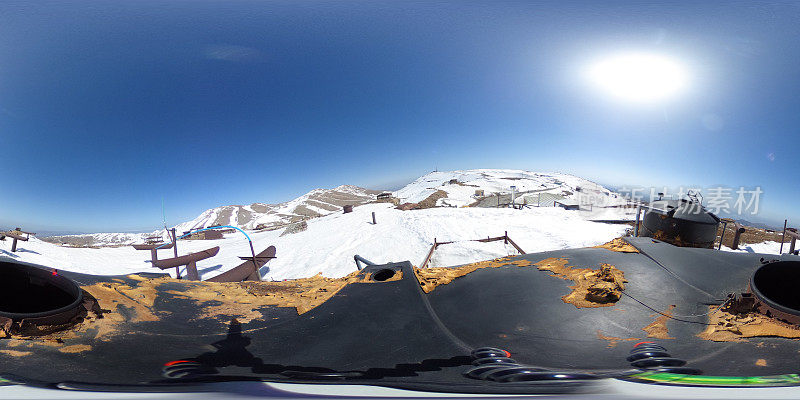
left=751, top=261, right=800, bottom=317
left=371, top=269, right=396, bottom=282
left=0, top=260, right=83, bottom=323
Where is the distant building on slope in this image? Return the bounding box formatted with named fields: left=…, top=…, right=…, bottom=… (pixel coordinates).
left=375, top=192, right=400, bottom=205
left=554, top=199, right=581, bottom=210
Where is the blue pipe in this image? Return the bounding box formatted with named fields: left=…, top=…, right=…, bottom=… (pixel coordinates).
left=155, top=225, right=261, bottom=280
left=155, top=225, right=253, bottom=250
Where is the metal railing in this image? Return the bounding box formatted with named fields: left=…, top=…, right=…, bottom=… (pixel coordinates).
left=419, top=231, right=526, bottom=269
left=353, top=255, right=377, bottom=270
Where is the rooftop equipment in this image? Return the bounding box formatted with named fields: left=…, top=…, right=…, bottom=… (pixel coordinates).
left=639, top=198, right=720, bottom=248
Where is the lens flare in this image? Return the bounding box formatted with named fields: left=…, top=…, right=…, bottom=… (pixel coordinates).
left=586, top=52, right=689, bottom=103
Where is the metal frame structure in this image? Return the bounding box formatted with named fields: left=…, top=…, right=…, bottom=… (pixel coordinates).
left=132, top=242, right=174, bottom=263
left=152, top=247, right=220, bottom=280
left=785, top=228, right=800, bottom=255
left=419, top=231, right=526, bottom=269
left=353, top=255, right=376, bottom=270
left=1, top=228, right=34, bottom=253
left=718, top=219, right=746, bottom=250
left=205, top=246, right=276, bottom=282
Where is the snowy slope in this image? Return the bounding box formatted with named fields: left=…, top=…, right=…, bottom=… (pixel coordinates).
left=721, top=241, right=785, bottom=254
left=3, top=204, right=629, bottom=280
left=394, top=169, right=628, bottom=207
left=174, top=185, right=381, bottom=233
left=41, top=231, right=168, bottom=248
left=42, top=170, right=635, bottom=249
left=395, top=169, right=635, bottom=221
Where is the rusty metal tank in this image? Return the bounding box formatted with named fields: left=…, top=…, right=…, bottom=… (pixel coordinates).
left=0, top=260, right=89, bottom=330
left=749, top=260, right=800, bottom=325
left=640, top=199, right=720, bottom=248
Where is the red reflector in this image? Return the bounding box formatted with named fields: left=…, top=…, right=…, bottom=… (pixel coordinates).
left=633, top=341, right=656, bottom=348
left=164, top=360, right=191, bottom=366
left=51, top=270, right=58, bottom=276
left=503, top=350, right=511, bottom=357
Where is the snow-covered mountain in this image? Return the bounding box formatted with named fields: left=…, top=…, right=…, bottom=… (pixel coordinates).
left=42, top=185, right=381, bottom=247
left=40, top=170, right=635, bottom=248
left=173, top=185, right=381, bottom=233
left=39, top=231, right=165, bottom=248
left=13, top=169, right=778, bottom=281
left=394, top=169, right=629, bottom=209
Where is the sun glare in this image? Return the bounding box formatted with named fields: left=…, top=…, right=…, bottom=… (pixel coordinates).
left=586, top=52, right=689, bottom=103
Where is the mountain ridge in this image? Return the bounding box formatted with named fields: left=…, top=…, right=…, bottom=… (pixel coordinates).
left=41, top=184, right=382, bottom=247
left=40, top=169, right=632, bottom=247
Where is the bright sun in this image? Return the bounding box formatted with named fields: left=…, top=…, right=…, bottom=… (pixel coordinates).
left=586, top=52, right=689, bottom=103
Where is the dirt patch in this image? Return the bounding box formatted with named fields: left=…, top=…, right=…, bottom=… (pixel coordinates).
left=397, top=190, right=448, bottom=210
left=594, top=238, right=639, bottom=253
left=1, top=291, right=121, bottom=352
left=642, top=305, right=676, bottom=339
left=166, top=271, right=394, bottom=322
left=534, top=258, right=627, bottom=308
left=465, top=195, right=492, bottom=207
left=0, top=313, right=104, bottom=353
left=82, top=278, right=166, bottom=321
left=596, top=331, right=640, bottom=348
left=59, top=344, right=92, bottom=353
left=716, top=223, right=792, bottom=248
left=0, top=349, right=32, bottom=357
left=280, top=220, right=308, bottom=236
left=1, top=271, right=403, bottom=350
left=698, top=306, right=800, bottom=342
left=413, top=257, right=532, bottom=293
left=1, top=276, right=169, bottom=349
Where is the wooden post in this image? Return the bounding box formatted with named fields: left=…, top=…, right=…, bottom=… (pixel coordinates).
left=249, top=240, right=262, bottom=281
left=171, top=228, right=178, bottom=258
left=780, top=219, right=788, bottom=254
left=420, top=238, right=438, bottom=269
left=11, top=237, right=18, bottom=252
left=186, top=261, right=200, bottom=281
left=372, top=212, right=376, bottom=225
left=504, top=234, right=526, bottom=255
left=171, top=228, right=180, bottom=279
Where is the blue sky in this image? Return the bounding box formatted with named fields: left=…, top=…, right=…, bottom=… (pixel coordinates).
left=1, top=1, right=798, bottom=232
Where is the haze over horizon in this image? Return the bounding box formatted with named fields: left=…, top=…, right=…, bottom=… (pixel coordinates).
left=2, top=1, right=798, bottom=232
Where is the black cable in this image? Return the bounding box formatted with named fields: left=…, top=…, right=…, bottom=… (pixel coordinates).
left=631, top=245, right=715, bottom=298
left=620, top=291, right=730, bottom=326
